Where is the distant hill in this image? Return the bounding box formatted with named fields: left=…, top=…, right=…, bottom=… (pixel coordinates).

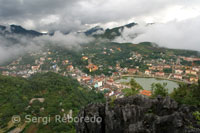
left=84, top=26, right=104, bottom=36
left=85, top=22, right=137, bottom=40
left=101, top=22, right=137, bottom=39
left=0, top=24, right=43, bottom=37
left=0, top=22, right=136, bottom=40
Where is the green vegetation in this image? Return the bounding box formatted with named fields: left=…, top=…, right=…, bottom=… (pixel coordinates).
left=0, top=72, right=105, bottom=132
left=151, top=83, right=169, bottom=98
left=98, top=22, right=137, bottom=40
left=193, top=111, right=200, bottom=125
left=171, top=81, right=200, bottom=106
left=20, top=55, right=36, bottom=65
left=6, top=40, right=199, bottom=76
left=122, top=78, right=143, bottom=96
left=109, top=96, right=116, bottom=108
left=163, top=68, right=172, bottom=73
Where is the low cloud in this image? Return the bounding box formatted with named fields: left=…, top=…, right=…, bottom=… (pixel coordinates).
left=0, top=37, right=40, bottom=64
left=114, top=16, right=200, bottom=51
left=34, top=32, right=94, bottom=50
left=1, top=0, right=200, bottom=32
left=0, top=32, right=94, bottom=65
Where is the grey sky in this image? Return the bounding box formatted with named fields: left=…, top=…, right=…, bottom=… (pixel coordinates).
left=114, top=16, right=200, bottom=51
left=0, top=0, right=200, bottom=32
left=0, top=0, right=200, bottom=63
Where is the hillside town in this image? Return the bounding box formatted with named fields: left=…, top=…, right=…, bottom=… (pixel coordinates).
left=0, top=49, right=200, bottom=98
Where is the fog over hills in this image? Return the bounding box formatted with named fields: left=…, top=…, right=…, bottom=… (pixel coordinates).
left=0, top=25, right=94, bottom=65
left=0, top=0, right=200, bottom=64
left=1, top=1, right=200, bottom=132
left=0, top=21, right=200, bottom=65
left=0, top=0, right=200, bottom=51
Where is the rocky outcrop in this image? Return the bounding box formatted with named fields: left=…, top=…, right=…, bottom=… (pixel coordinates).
left=76, top=95, right=200, bottom=133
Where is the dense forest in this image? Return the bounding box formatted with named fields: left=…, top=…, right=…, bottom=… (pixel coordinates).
left=0, top=72, right=105, bottom=132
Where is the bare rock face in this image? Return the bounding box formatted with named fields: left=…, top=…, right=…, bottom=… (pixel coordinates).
left=76, top=95, right=200, bottom=133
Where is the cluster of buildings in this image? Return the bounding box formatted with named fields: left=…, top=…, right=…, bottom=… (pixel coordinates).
left=144, top=64, right=199, bottom=83
left=65, top=66, right=126, bottom=98
left=0, top=52, right=48, bottom=78
left=0, top=50, right=200, bottom=98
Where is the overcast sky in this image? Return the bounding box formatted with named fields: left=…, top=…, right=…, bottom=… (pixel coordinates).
left=0, top=0, right=200, bottom=54
left=0, top=0, right=200, bottom=32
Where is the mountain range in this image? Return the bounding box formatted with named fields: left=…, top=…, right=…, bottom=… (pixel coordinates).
left=0, top=22, right=137, bottom=40
left=0, top=25, right=43, bottom=37
left=84, top=22, right=137, bottom=39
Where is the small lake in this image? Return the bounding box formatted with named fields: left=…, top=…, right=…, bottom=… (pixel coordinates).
left=117, top=77, right=179, bottom=93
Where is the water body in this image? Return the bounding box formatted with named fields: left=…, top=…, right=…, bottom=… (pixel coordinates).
left=117, top=77, right=179, bottom=93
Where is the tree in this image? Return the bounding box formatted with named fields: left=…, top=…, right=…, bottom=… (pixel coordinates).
left=0, top=72, right=105, bottom=132
left=123, top=78, right=143, bottom=96
left=171, top=80, right=200, bottom=105
left=163, top=68, right=172, bottom=73
left=151, top=83, right=168, bottom=98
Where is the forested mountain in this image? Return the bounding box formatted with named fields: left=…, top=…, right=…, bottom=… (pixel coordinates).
left=0, top=25, right=43, bottom=37
left=85, top=22, right=137, bottom=39
left=0, top=72, right=105, bottom=132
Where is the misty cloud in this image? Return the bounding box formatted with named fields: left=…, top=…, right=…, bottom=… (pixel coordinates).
left=0, top=32, right=94, bottom=65
left=0, top=36, right=40, bottom=64
left=0, top=0, right=200, bottom=64
left=114, top=16, right=200, bottom=51
left=1, top=0, right=200, bottom=32
left=34, top=32, right=94, bottom=49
